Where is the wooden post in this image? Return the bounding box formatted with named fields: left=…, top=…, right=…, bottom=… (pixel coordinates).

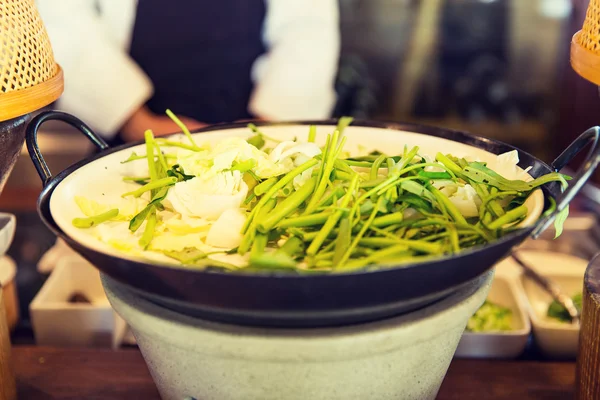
left=0, top=286, right=16, bottom=400
left=576, top=255, right=600, bottom=399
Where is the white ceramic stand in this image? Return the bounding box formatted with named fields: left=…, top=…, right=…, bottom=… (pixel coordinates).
left=103, top=270, right=493, bottom=400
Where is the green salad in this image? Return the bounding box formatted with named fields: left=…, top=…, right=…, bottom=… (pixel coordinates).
left=71, top=113, right=570, bottom=272
left=547, top=292, right=582, bottom=323
left=467, top=301, right=513, bottom=332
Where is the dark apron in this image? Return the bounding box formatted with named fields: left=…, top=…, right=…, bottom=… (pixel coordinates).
left=111, top=0, right=266, bottom=145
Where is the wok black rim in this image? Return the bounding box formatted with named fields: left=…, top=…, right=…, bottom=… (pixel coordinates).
left=37, top=118, right=556, bottom=280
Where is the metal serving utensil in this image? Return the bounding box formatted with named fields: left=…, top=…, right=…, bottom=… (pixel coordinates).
left=511, top=251, right=580, bottom=325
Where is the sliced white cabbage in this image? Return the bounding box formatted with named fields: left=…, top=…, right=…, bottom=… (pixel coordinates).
left=487, top=150, right=532, bottom=181
left=150, top=232, right=206, bottom=252
left=165, top=171, right=248, bottom=220
left=266, top=141, right=293, bottom=162
left=411, top=155, right=424, bottom=165
left=448, top=184, right=481, bottom=217
left=75, top=196, right=108, bottom=216
left=74, top=195, right=146, bottom=221
left=269, top=141, right=321, bottom=163
left=206, top=208, right=246, bottom=249
left=253, top=157, right=288, bottom=179
left=432, top=180, right=459, bottom=197
left=293, top=168, right=315, bottom=190
left=176, top=148, right=213, bottom=177
left=212, top=137, right=273, bottom=174
left=207, top=252, right=248, bottom=268
left=177, top=138, right=322, bottom=188
left=269, top=142, right=321, bottom=190
left=95, top=221, right=142, bottom=253
left=121, top=158, right=152, bottom=179
left=176, top=137, right=287, bottom=179
left=212, top=149, right=239, bottom=171
left=422, top=155, right=446, bottom=173
left=165, top=216, right=211, bottom=234
left=176, top=139, right=257, bottom=178
left=214, top=137, right=262, bottom=162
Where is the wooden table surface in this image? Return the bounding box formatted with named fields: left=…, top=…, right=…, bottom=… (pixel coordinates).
left=11, top=346, right=576, bottom=400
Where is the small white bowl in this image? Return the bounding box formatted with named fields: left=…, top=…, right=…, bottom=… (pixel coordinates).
left=455, top=272, right=531, bottom=359
left=514, top=250, right=587, bottom=359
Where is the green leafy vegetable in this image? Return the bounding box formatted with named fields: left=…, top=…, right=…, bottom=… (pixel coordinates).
left=122, top=177, right=177, bottom=198
left=554, top=206, right=569, bottom=238
left=163, top=247, right=208, bottom=264
left=139, top=211, right=157, bottom=249
left=248, top=251, right=297, bottom=269
left=166, top=109, right=199, bottom=149
left=128, top=186, right=169, bottom=232
left=466, top=301, right=513, bottom=332
left=547, top=292, right=582, bottom=323
left=308, top=125, right=317, bottom=143
left=167, top=164, right=194, bottom=182
left=463, top=162, right=568, bottom=192
left=247, top=134, right=265, bottom=149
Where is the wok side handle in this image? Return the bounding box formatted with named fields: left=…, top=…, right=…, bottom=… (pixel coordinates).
left=26, top=111, right=109, bottom=186
left=532, top=126, right=600, bottom=238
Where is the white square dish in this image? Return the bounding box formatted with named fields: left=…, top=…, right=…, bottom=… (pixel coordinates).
left=515, top=250, right=587, bottom=359
left=30, top=257, right=118, bottom=347
left=455, top=272, right=530, bottom=359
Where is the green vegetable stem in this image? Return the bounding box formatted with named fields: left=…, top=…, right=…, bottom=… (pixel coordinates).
left=72, top=209, right=119, bottom=229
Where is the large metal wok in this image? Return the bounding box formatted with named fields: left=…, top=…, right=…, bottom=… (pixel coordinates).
left=25, top=111, right=600, bottom=327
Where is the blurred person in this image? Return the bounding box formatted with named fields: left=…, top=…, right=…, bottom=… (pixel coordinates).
left=35, top=0, right=340, bottom=145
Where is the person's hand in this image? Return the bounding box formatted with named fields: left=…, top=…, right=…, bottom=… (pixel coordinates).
left=121, top=106, right=206, bottom=142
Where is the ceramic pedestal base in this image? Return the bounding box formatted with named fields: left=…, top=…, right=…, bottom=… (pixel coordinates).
left=103, top=270, right=493, bottom=400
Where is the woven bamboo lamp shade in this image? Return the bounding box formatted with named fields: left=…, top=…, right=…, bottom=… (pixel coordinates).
left=572, top=0, right=600, bottom=85
left=0, top=0, right=63, bottom=122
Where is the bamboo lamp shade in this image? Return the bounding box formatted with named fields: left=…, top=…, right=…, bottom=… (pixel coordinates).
left=0, top=0, right=63, bottom=122
left=572, top=0, right=600, bottom=85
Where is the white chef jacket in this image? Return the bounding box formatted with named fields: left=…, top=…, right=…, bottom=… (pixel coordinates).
left=35, top=0, right=340, bottom=139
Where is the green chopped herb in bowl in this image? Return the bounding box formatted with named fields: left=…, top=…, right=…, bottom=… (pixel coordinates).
left=547, top=292, right=582, bottom=323
left=466, top=301, right=513, bottom=332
